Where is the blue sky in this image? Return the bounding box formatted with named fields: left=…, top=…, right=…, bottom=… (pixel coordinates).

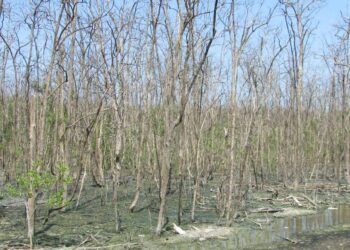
left=306, top=0, right=349, bottom=72
left=6, top=0, right=349, bottom=43
left=4, top=0, right=349, bottom=72
left=317, top=0, right=349, bottom=41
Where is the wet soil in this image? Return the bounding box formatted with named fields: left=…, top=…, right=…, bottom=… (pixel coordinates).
left=1, top=180, right=350, bottom=249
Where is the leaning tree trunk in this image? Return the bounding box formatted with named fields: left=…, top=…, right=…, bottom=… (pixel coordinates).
left=155, top=117, right=173, bottom=235
left=62, top=0, right=78, bottom=207
left=129, top=112, right=146, bottom=212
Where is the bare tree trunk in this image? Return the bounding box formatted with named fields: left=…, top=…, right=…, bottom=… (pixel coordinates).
left=112, top=120, right=123, bottom=232
left=177, top=124, right=185, bottom=224
left=27, top=94, right=36, bottom=249
left=155, top=114, right=172, bottom=234
left=281, top=0, right=321, bottom=187
left=155, top=0, right=185, bottom=234
left=129, top=115, right=145, bottom=212
left=94, top=111, right=105, bottom=187
left=225, top=0, right=273, bottom=221
left=226, top=54, right=238, bottom=221
left=24, top=8, right=38, bottom=246
left=130, top=0, right=159, bottom=212
left=296, top=6, right=304, bottom=188
left=37, top=3, right=65, bottom=166
left=62, top=0, right=78, bottom=207
left=0, top=46, right=8, bottom=185
left=26, top=194, right=36, bottom=249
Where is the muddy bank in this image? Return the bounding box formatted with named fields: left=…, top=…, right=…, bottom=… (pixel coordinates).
left=1, top=180, right=350, bottom=249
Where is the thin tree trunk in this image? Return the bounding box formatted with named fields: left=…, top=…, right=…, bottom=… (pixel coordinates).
left=226, top=54, right=238, bottom=221
left=37, top=2, right=65, bottom=166
left=129, top=112, right=146, bottom=212
left=27, top=96, right=36, bottom=249
left=62, top=0, right=78, bottom=206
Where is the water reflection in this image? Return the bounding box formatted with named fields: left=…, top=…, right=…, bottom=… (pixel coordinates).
left=261, top=204, right=350, bottom=247
left=169, top=204, right=350, bottom=249
left=250, top=204, right=350, bottom=249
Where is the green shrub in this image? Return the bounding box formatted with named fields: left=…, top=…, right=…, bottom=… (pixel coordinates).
left=6, top=161, right=72, bottom=208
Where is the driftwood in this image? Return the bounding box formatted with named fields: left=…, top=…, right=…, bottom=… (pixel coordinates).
left=74, top=236, right=92, bottom=249
left=273, top=208, right=316, bottom=217
left=245, top=218, right=262, bottom=229
left=191, top=225, right=200, bottom=231
left=282, top=194, right=317, bottom=208
left=328, top=207, right=338, bottom=210
left=173, top=223, right=186, bottom=235
left=256, top=197, right=273, bottom=201
left=74, top=231, right=102, bottom=249
left=250, top=207, right=283, bottom=213
left=171, top=225, right=232, bottom=241
left=286, top=195, right=302, bottom=207
left=276, top=235, right=298, bottom=244
left=301, top=194, right=317, bottom=208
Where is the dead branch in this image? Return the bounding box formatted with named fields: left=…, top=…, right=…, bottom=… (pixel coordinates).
left=250, top=207, right=284, bottom=213
left=173, top=223, right=186, bottom=235
left=276, top=235, right=299, bottom=244
left=245, top=218, right=263, bottom=230
left=301, top=194, right=317, bottom=208
left=286, top=195, right=303, bottom=207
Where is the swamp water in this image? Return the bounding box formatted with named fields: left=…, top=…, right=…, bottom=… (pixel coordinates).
left=1, top=186, right=350, bottom=249
left=162, top=204, right=350, bottom=250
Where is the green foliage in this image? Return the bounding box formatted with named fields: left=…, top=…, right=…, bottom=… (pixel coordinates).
left=7, top=184, right=20, bottom=197
left=7, top=169, right=55, bottom=199
left=6, top=161, right=72, bottom=208
left=150, top=108, right=165, bottom=136
left=153, top=118, right=165, bottom=136
left=2, top=105, right=14, bottom=142
left=201, top=123, right=227, bottom=171
left=47, top=190, right=65, bottom=208
left=57, top=162, right=73, bottom=185
left=303, top=119, right=321, bottom=160
left=15, top=146, right=24, bottom=158
left=47, top=98, right=57, bottom=128
left=264, top=128, right=278, bottom=170
left=122, top=143, right=134, bottom=170
left=203, top=123, right=226, bottom=153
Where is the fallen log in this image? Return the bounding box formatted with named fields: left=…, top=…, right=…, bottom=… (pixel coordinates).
left=245, top=218, right=262, bottom=230
left=250, top=207, right=284, bottom=213
left=256, top=197, right=273, bottom=201
left=171, top=225, right=233, bottom=241
left=301, top=194, right=317, bottom=208
left=276, top=235, right=298, bottom=244
left=286, top=195, right=303, bottom=207
left=273, top=208, right=316, bottom=217
left=173, top=223, right=186, bottom=235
